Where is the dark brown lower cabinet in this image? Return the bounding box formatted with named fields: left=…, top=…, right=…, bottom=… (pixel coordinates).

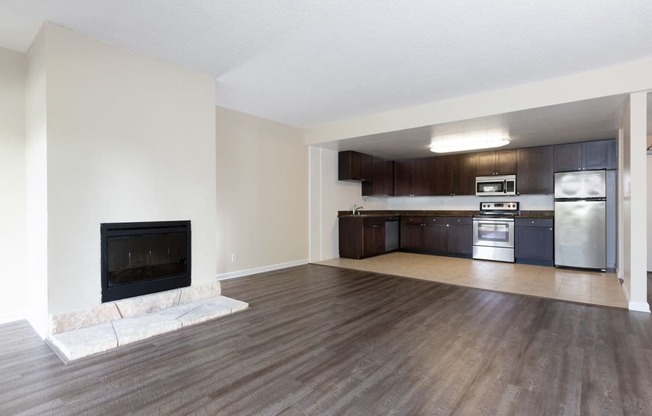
left=339, top=216, right=386, bottom=259
left=447, top=217, right=473, bottom=257
left=400, top=216, right=472, bottom=258
left=515, top=218, right=554, bottom=266
left=400, top=217, right=426, bottom=251
left=424, top=217, right=448, bottom=254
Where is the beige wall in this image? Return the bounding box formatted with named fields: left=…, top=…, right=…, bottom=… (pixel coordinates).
left=0, top=47, right=27, bottom=323
left=27, top=24, right=218, bottom=331
left=216, top=106, right=308, bottom=277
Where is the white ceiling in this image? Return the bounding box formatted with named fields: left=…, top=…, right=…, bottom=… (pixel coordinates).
left=1, top=1, right=651, bottom=158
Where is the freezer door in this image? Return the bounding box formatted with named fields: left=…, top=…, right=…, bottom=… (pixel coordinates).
left=554, top=170, right=606, bottom=199
left=554, top=200, right=606, bottom=270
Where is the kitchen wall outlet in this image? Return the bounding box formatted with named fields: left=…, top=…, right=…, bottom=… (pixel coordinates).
left=231, top=253, right=238, bottom=263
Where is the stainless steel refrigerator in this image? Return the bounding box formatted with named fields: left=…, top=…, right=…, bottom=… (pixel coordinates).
left=554, top=170, right=606, bottom=270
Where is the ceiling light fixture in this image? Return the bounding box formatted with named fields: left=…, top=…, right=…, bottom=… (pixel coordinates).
left=429, top=136, right=510, bottom=154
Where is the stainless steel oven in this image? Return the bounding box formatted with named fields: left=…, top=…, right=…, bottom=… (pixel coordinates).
left=472, top=202, right=518, bottom=263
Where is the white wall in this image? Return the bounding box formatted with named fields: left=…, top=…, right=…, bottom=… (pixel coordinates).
left=0, top=47, right=27, bottom=323
left=34, top=24, right=217, bottom=322
left=25, top=29, right=49, bottom=336
left=648, top=153, right=652, bottom=271
left=620, top=92, right=649, bottom=312
left=215, top=106, right=309, bottom=277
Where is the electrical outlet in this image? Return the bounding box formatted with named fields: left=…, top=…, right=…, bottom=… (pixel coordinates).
left=231, top=253, right=238, bottom=263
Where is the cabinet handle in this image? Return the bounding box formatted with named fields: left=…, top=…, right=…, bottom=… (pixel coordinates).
left=531, top=221, right=535, bottom=224
left=549, top=228, right=553, bottom=231
left=371, top=225, right=378, bottom=228
left=446, top=224, right=449, bottom=227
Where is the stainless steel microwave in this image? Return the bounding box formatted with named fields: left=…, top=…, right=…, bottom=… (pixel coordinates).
left=475, top=175, right=517, bottom=196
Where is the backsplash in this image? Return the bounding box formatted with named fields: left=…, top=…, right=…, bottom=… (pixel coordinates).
left=377, top=194, right=554, bottom=211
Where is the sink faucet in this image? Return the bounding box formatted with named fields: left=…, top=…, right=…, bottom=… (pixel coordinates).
left=352, top=204, right=364, bottom=215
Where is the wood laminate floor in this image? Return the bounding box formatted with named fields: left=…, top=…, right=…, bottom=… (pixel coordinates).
left=2, top=264, right=652, bottom=415
left=317, top=252, right=627, bottom=308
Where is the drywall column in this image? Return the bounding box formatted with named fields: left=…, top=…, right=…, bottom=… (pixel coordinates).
left=24, top=30, right=49, bottom=336
left=26, top=24, right=218, bottom=334
left=624, top=92, right=649, bottom=312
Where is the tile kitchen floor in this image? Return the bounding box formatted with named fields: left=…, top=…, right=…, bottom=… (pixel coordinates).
left=315, top=252, right=627, bottom=309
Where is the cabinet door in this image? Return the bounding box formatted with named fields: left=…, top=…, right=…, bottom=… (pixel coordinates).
left=454, top=153, right=477, bottom=195
left=515, top=219, right=554, bottom=265
left=400, top=217, right=424, bottom=251
left=393, top=160, right=414, bottom=196
left=582, top=140, right=615, bottom=170
left=338, top=151, right=373, bottom=181
left=423, top=217, right=448, bottom=254
left=413, top=157, right=436, bottom=196
left=338, top=216, right=363, bottom=259
left=475, top=152, right=496, bottom=176
left=475, top=150, right=516, bottom=176
left=447, top=218, right=473, bottom=257
left=517, top=146, right=553, bottom=194
left=553, top=143, right=582, bottom=172
left=495, top=150, right=517, bottom=174
left=363, top=158, right=394, bottom=196
left=433, top=155, right=455, bottom=196
left=363, top=220, right=385, bottom=257
left=379, top=160, right=395, bottom=195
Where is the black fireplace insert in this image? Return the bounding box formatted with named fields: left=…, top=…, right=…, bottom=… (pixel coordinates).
left=101, top=220, right=191, bottom=302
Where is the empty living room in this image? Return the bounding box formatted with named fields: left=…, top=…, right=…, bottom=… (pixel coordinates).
left=1, top=1, right=652, bottom=415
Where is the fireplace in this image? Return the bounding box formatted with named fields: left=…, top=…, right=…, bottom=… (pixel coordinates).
left=101, top=221, right=191, bottom=302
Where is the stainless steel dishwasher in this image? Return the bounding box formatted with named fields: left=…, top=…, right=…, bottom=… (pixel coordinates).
left=385, top=217, right=399, bottom=252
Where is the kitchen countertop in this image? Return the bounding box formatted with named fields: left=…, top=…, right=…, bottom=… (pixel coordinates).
left=338, top=210, right=554, bottom=219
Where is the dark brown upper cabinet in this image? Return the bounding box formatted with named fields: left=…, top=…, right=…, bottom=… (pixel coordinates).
left=517, top=146, right=553, bottom=195
left=393, top=158, right=435, bottom=196
left=433, top=155, right=456, bottom=196
left=475, top=149, right=517, bottom=176
left=454, top=153, right=477, bottom=195
left=553, top=139, right=617, bottom=172
left=433, top=153, right=477, bottom=196
left=362, top=158, right=394, bottom=196
left=338, top=151, right=373, bottom=181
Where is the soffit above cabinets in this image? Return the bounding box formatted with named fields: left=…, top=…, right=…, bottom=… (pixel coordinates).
left=325, top=95, right=628, bottom=160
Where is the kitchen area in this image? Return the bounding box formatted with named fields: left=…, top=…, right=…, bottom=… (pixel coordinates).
left=324, top=138, right=625, bottom=308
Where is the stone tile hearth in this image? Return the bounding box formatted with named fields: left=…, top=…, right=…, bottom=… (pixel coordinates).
left=47, top=283, right=248, bottom=363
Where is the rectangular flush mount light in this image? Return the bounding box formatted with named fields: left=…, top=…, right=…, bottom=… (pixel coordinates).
left=430, top=136, right=510, bottom=153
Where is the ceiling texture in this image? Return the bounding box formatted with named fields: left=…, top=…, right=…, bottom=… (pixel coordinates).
left=1, top=0, right=652, bottom=158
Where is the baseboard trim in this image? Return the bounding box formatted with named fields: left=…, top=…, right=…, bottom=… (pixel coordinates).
left=216, top=259, right=309, bottom=281
left=628, top=301, right=651, bottom=313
